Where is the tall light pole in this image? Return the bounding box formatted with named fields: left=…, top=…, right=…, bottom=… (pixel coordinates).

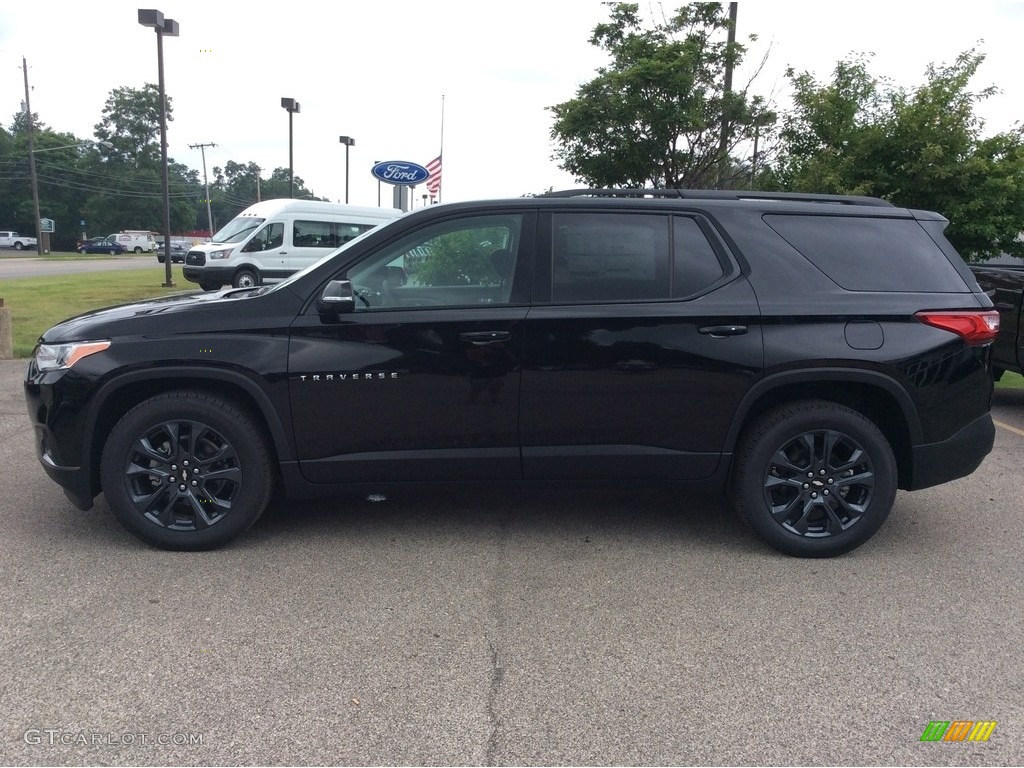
left=338, top=136, right=354, bottom=204
left=281, top=98, right=300, bottom=198
left=138, top=8, right=179, bottom=287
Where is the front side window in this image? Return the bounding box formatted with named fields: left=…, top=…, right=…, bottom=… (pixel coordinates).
left=243, top=222, right=284, bottom=252
left=346, top=214, right=523, bottom=309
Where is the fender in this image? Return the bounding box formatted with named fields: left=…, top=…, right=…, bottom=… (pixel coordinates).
left=722, top=367, right=924, bottom=452
left=86, top=364, right=296, bottom=468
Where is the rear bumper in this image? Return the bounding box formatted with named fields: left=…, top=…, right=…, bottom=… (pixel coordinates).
left=907, top=412, right=995, bottom=490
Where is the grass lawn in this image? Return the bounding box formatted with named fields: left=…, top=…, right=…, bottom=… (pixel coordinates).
left=2, top=269, right=192, bottom=357
left=996, top=370, right=1024, bottom=390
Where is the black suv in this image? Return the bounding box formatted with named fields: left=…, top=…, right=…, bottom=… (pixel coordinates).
left=24, top=190, right=999, bottom=556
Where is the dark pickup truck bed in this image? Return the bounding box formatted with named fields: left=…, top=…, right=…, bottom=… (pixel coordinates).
left=970, top=263, right=1024, bottom=378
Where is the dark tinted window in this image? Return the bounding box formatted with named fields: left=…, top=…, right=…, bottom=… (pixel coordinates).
left=764, top=215, right=969, bottom=292
left=294, top=220, right=375, bottom=248
left=673, top=217, right=725, bottom=297
left=552, top=213, right=669, bottom=302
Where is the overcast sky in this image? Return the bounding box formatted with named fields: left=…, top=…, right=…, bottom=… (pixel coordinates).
left=1, top=1, right=1023, bottom=212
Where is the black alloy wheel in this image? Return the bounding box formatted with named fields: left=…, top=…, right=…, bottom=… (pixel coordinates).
left=101, top=391, right=273, bottom=550
left=731, top=400, right=897, bottom=557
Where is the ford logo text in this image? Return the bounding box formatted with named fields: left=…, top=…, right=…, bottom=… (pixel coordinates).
left=371, top=161, right=430, bottom=186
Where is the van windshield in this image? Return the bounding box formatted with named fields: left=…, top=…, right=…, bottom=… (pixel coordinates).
left=211, top=217, right=265, bottom=244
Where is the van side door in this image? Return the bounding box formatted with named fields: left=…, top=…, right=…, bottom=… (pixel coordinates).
left=239, top=221, right=287, bottom=279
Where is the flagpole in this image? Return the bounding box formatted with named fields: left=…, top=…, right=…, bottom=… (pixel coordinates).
left=438, top=94, right=445, bottom=203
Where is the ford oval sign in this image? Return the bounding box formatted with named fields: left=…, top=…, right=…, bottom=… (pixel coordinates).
left=371, top=160, right=430, bottom=186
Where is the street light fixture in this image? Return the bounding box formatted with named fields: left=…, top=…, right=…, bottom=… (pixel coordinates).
left=28, top=140, right=113, bottom=254
left=281, top=97, right=300, bottom=198
left=338, top=136, right=354, bottom=204
left=138, top=8, right=179, bottom=287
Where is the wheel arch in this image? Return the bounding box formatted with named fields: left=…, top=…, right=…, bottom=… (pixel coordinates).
left=724, top=369, right=921, bottom=489
left=85, top=366, right=293, bottom=498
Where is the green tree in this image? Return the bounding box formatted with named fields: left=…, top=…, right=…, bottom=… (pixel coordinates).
left=94, top=85, right=167, bottom=169
left=772, top=50, right=1024, bottom=260
left=549, top=2, right=773, bottom=189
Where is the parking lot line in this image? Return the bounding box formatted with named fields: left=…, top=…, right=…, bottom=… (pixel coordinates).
left=994, top=419, right=1024, bottom=438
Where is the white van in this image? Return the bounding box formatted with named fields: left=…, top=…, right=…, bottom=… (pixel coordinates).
left=182, top=199, right=402, bottom=290
left=106, top=230, right=157, bottom=253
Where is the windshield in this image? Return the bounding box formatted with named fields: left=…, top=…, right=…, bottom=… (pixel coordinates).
left=210, top=216, right=265, bottom=244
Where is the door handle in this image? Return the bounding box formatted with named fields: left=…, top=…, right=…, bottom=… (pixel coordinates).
left=460, top=331, right=511, bottom=345
left=698, top=325, right=748, bottom=337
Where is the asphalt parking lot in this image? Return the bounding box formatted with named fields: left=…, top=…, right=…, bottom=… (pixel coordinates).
left=1, top=358, right=1021, bottom=766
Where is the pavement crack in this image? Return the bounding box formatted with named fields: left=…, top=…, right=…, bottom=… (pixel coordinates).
left=485, top=636, right=505, bottom=767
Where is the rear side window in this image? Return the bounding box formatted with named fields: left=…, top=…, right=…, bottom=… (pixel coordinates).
left=764, top=215, right=968, bottom=292
left=549, top=213, right=726, bottom=303
left=294, top=220, right=375, bottom=248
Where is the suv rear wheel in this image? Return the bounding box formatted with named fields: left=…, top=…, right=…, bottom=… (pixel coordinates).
left=100, top=391, right=274, bottom=551
left=731, top=400, right=897, bottom=557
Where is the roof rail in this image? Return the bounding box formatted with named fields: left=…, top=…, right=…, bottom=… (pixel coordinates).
left=539, top=188, right=895, bottom=207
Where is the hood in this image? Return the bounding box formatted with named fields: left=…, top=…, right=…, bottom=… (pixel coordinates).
left=39, top=286, right=297, bottom=344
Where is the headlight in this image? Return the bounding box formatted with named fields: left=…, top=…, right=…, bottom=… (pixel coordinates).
left=34, top=341, right=111, bottom=372
left=209, top=248, right=233, bottom=260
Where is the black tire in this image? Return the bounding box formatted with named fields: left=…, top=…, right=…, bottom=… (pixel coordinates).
left=200, top=282, right=222, bottom=292
left=232, top=268, right=260, bottom=288
left=100, top=391, right=274, bottom=551
left=14, top=241, right=24, bottom=250
left=79, top=248, right=88, bottom=254
left=109, top=249, right=118, bottom=256
left=730, top=400, right=897, bottom=558
left=134, top=246, right=143, bottom=253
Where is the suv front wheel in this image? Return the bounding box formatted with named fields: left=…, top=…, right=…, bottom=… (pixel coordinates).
left=100, top=391, right=274, bottom=551
left=731, top=400, right=897, bottom=558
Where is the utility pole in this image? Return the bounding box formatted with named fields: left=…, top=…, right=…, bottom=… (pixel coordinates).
left=189, top=142, right=217, bottom=237
left=717, top=2, right=738, bottom=188
left=23, top=57, right=43, bottom=256
left=253, top=166, right=262, bottom=203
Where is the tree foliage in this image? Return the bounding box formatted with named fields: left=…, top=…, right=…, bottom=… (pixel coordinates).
left=770, top=50, right=1024, bottom=260
left=549, top=2, right=774, bottom=189
left=0, top=85, right=328, bottom=250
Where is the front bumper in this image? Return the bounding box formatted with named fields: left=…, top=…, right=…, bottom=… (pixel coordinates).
left=25, top=362, right=96, bottom=510
left=183, top=265, right=233, bottom=286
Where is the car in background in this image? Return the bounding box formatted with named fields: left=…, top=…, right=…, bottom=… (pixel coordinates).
left=78, top=238, right=126, bottom=255
left=156, top=240, right=190, bottom=264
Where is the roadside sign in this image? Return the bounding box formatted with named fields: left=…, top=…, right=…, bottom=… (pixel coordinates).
left=40, top=218, right=55, bottom=233
left=371, top=161, right=429, bottom=186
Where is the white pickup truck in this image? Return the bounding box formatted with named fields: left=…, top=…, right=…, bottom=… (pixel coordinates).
left=0, top=230, right=38, bottom=250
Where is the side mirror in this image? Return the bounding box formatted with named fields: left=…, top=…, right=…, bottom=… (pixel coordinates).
left=318, top=279, right=356, bottom=314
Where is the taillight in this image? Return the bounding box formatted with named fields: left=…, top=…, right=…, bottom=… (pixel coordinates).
left=915, top=310, right=999, bottom=345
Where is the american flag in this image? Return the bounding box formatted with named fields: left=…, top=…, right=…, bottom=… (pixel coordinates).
left=425, top=155, right=442, bottom=197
